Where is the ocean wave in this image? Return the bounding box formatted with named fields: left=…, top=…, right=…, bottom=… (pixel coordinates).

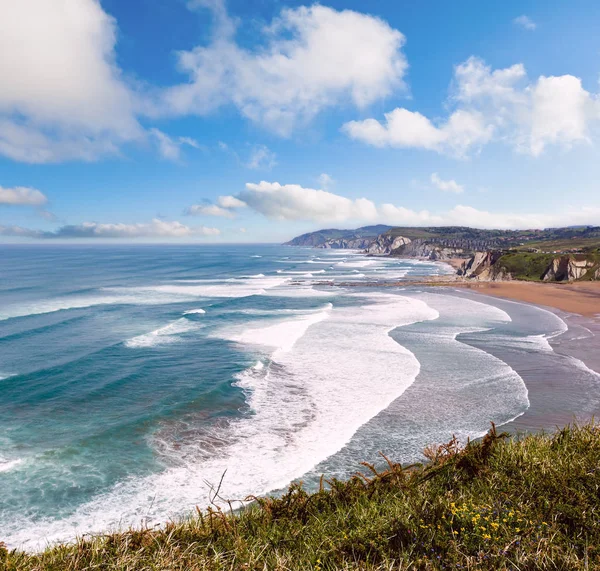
left=122, top=276, right=289, bottom=299
left=124, top=318, right=202, bottom=349
left=183, top=309, right=206, bottom=315
left=3, top=293, right=438, bottom=550
left=230, top=304, right=334, bottom=316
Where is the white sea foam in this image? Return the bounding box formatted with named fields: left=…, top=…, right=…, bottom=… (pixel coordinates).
left=232, top=304, right=334, bottom=316
left=123, top=276, right=289, bottom=300
left=337, top=260, right=377, bottom=268
left=183, top=309, right=206, bottom=315
left=0, top=289, right=200, bottom=322
left=261, top=286, right=339, bottom=298
left=4, top=293, right=439, bottom=550
left=280, top=270, right=326, bottom=275
left=1, top=277, right=287, bottom=321
left=124, top=318, right=201, bottom=349
left=224, top=306, right=332, bottom=353
left=0, top=458, right=23, bottom=473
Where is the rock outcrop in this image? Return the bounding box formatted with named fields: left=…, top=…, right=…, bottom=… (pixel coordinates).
left=458, top=251, right=507, bottom=281
left=394, top=240, right=465, bottom=261
left=320, top=237, right=375, bottom=249
left=541, top=256, right=598, bottom=282
left=366, top=235, right=412, bottom=255
left=459, top=251, right=600, bottom=282
left=364, top=234, right=466, bottom=260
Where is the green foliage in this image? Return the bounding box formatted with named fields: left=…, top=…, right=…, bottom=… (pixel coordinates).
left=494, top=252, right=556, bottom=280
left=5, top=423, right=600, bottom=570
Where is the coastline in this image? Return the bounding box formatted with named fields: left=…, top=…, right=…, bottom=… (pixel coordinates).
left=444, top=280, right=600, bottom=318
left=325, top=254, right=600, bottom=435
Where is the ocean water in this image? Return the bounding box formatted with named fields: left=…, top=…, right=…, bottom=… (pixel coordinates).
left=0, top=244, right=593, bottom=549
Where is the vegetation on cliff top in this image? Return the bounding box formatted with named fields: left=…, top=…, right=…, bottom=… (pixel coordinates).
left=4, top=423, right=600, bottom=570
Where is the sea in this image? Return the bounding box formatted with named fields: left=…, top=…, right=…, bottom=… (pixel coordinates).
left=1, top=244, right=599, bottom=550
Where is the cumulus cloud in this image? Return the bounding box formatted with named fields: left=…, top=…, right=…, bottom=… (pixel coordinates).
left=513, top=15, right=537, bottom=31
left=187, top=195, right=248, bottom=218
left=343, top=56, right=600, bottom=157
left=0, top=186, right=48, bottom=206
left=217, top=195, right=247, bottom=209
left=0, top=0, right=143, bottom=163
left=228, top=180, right=600, bottom=230
left=238, top=181, right=378, bottom=222
left=157, top=3, right=407, bottom=135
left=343, top=107, right=493, bottom=156
left=430, top=173, right=464, bottom=194
left=186, top=204, right=236, bottom=218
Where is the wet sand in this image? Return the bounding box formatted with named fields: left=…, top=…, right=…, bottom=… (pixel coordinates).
left=449, top=281, right=600, bottom=318
left=450, top=290, right=600, bottom=434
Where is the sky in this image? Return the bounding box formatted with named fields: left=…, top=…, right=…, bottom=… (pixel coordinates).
left=2, top=0, right=600, bottom=243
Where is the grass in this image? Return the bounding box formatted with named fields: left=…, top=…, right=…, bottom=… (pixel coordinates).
left=492, top=253, right=556, bottom=281
left=3, top=423, right=600, bottom=570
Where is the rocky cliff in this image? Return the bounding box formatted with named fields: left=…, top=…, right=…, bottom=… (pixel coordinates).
left=542, top=255, right=600, bottom=282
left=320, top=237, right=375, bottom=249
left=365, top=235, right=412, bottom=255
left=459, top=251, right=600, bottom=282
left=365, top=234, right=465, bottom=260
left=457, top=251, right=509, bottom=280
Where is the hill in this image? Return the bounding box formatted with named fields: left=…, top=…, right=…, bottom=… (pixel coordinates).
left=284, top=225, right=393, bottom=247
left=4, top=423, right=599, bottom=570
left=285, top=225, right=600, bottom=253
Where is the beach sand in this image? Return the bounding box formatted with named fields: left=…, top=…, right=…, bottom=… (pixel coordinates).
left=450, top=280, right=600, bottom=318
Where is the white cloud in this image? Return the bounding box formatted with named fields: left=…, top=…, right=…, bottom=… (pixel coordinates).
left=149, top=129, right=202, bottom=161
left=50, top=219, right=220, bottom=238
left=318, top=173, right=335, bottom=189
left=0, top=186, right=48, bottom=206
left=0, top=225, right=42, bottom=238
left=0, top=0, right=143, bottom=163
left=430, top=173, right=464, bottom=194
left=513, top=15, right=537, bottom=31
left=187, top=195, right=248, bottom=218
left=187, top=204, right=236, bottom=218
left=246, top=145, right=277, bottom=170
left=343, top=107, right=493, bottom=156
left=157, top=4, right=407, bottom=136
left=1, top=219, right=221, bottom=239
left=238, top=181, right=378, bottom=222
left=217, top=195, right=247, bottom=209
left=528, top=75, right=595, bottom=155
left=229, top=180, right=600, bottom=230
left=343, top=56, right=600, bottom=157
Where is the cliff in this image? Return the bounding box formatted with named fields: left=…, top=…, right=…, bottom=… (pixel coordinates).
left=459, top=251, right=600, bottom=282
left=365, top=234, right=466, bottom=260
left=542, top=255, right=600, bottom=281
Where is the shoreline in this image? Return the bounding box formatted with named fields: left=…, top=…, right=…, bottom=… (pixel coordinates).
left=318, top=254, right=600, bottom=435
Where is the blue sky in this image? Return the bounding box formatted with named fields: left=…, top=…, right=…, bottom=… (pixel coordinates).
left=1, top=0, right=600, bottom=242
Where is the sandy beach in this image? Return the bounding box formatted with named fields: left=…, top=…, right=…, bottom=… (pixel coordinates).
left=449, top=280, right=600, bottom=318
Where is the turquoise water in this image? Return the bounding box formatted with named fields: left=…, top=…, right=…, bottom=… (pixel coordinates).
left=0, top=244, right=586, bottom=549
